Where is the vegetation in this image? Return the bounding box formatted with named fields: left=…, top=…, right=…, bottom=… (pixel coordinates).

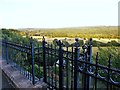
left=17, top=26, right=119, bottom=39
left=92, top=40, right=120, bottom=47
left=1, top=26, right=119, bottom=39
left=93, top=46, right=120, bottom=69
left=1, top=28, right=41, bottom=46
left=1, top=27, right=120, bottom=65
left=1, top=26, right=120, bottom=90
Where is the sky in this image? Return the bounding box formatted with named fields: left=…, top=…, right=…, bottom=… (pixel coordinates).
left=0, top=0, right=119, bottom=28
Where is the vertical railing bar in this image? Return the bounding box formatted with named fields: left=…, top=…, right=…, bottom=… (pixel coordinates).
left=46, top=47, right=48, bottom=84
left=58, top=40, right=63, bottom=89
left=4, top=42, right=6, bottom=59
left=22, top=60, right=24, bottom=75
left=54, top=44, right=57, bottom=89
left=13, top=46, right=16, bottom=67
left=107, top=54, right=112, bottom=90
left=77, top=47, right=80, bottom=89
left=15, top=49, right=17, bottom=68
left=20, top=52, right=22, bottom=74
left=12, top=46, right=14, bottom=64
left=27, top=53, right=30, bottom=80
left=26, top=52, right=28, bottom=79
left=12, top=45, right=14, bottom=65
left=66, top=46, right=69, bottom=89
left=24, top=53, right=26, bottom=76
left=17, top=49, right=19, bottom=71
left=25, top=52, right=28, bottom=78
left=7, top=44, right=9, bottom=62
left=30, top=72, right=31, bottom=81
left=2, top=41, right=3, bottom=59
left=42, top=36, right=47, bottom=83
left=23, top=53, right=25, bottom=76
left=26, top=53, right=30, bottom=79
left=30, top=38, right=35, bottom=85
left=29, top=58, right=32, bottom=82
left=19, top=52, right=21, bottom=73
left=3, top=43, right=6, bottom=59
left=50, top=44, right=54, bottom=89
left=5, top=39, right=9, bottom=64
left=14, top=48, right=16, bottom=67
left=71, top=46, right=74, bottom=90
left=74, top=47, right=78, bottom=90
left=27, top=70, right=29, bottom=79
left=83, top=49, right=87, bottom=90
left=48, top=44, right=50, bottom=89
left=38, top=45, right=41, bottom=81
left=25, top=66, right=27, bottom=77
left=29, top=48, right=31, bottom=81
left=17, top=50, right=19, bottom=68
left=23, top=52, right=25, bottom=76
left=4, top=40, right=6, bottom=61
left=74, top=38, right=80, bottom=90
left=3, top=45, right=5, bottom=59
left=21, top=53, right=23, bottom=75
left=10, top=46, right=12, bottom=63
left=95, top=52, right=99, bottom=90
left=86, top=38, right=92, bottom=90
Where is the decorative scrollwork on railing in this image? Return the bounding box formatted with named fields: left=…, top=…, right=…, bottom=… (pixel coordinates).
left=110, top=71, right=120, bottom=84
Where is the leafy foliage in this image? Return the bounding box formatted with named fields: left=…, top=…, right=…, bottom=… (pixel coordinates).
left=1, top=28, right=41, bottom=47
left=93, top=46, right=120, bottom=69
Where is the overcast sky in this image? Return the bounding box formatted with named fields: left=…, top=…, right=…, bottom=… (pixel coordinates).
left=0, top=0, right=119, bottom=28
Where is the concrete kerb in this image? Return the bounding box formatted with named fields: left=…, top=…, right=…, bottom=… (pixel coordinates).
left=0, top=60, right=47, bottom=89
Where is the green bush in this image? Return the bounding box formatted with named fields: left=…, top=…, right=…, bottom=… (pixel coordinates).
left=93, top=46, right=120, bottom=69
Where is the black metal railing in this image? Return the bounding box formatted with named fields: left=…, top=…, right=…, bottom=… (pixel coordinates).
left=1, top=37, right=120, bottom=90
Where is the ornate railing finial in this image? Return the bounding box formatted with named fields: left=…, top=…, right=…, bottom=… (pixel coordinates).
left=74, top=38, right=80, bottom=47
left=42, top=36, right=47, bottom=45
left=56, top=40, right=63, bottom=46
left=42, top=36, right=45, bottom=41
left=89, top=38, right=92, bottom=45
left=108, top=54, right=112, bottom=68
left=30, top=37, right=33, bottom=44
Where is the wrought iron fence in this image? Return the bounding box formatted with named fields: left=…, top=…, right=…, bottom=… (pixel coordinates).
left=1, top=37, right=120, bottom=90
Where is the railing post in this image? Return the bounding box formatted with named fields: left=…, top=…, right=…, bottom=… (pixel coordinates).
left=87, top=38, right=92, bottom=89
left=1, top=39, right=3, bottom=59
left=5, top=38, right=9, bottom=64
left=42, top=36, right=47, bottom=83
left=88, top=38, right=92, bottom=63
left=107, top=54, right=112, bottom=89
left=30, top=37, right=35, bottom=85
left=95, top=52, right=99, bottom=90
left=74, top=47, right=78, bottom=90
left=57, top=40, right=63, bottom=89
left=74, top=38, right=80, bottom=90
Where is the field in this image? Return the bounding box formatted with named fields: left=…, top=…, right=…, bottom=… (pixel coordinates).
left=18, top=26, right=119, bottom=39
left=93, top=38, right=118, bottom=43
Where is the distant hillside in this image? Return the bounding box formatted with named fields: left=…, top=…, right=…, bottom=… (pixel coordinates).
left=20, top=26, right=118, bottom=39
left=2, top=26, right=119, bottom=39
